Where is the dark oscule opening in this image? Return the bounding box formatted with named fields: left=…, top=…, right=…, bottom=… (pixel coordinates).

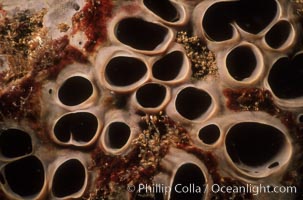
left=265, top=21, right=291, bottom=49
left=225, top=122, right=285, bottom=167
left=226, top=46, right=257, bottom=81
left=58, top=76, right=93, bottom=106
left=175, top=87, right=212, bottom=120
left=0, top=129, right=32, bottom=158
left=105, top=56, right=147, bottom=86
left=54, top=112, right=98, bottom=143
left=52, top=159, right=86, bottom=198
left=202, top=2, right=236, bottom=41
left=268, top=55, right=303, bottom=99
left=202, top=0, right=277, bottom=41
left=107, top=122, right=131, bottom=149
left=115, top=18, right=168, bottom=51
left=4, top=156, right=44, bottom=197
left=170, top=163, right=205, bottom=200
left=152, top=51, right=184, bottom=81
left=136, top=83, right=166, bottom=108
left=143, top=0, right=179, bottom=22
left=235, top=0, right=277, bottom=34
left=198, top=124, right=220, bottom=144
left=299, top=114, right=303, bottom=123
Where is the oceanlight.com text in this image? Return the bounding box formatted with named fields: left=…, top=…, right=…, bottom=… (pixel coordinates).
left=127, top=183, right=297, bottom=196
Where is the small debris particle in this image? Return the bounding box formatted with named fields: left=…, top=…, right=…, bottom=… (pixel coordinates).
left=57, top=23, right=70, bottom=32
left=292, top=0, right=303, bottom=16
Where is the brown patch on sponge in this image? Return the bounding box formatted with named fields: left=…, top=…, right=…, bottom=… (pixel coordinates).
left=72, top=0, right=113, bottom=52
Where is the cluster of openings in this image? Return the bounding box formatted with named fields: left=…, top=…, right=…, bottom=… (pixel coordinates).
left=104, top=50, right=187, bottom=94
left=0, top=129, right=45, bottom=198
left=0, top=129, right=88, bottom=198
left=55, top=75, right=100, bottom=146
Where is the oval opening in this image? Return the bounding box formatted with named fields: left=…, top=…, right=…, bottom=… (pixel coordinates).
left=235, top=0, right=277, bottom=34
left=265, top=20, right=291, bottom=49
left=106, top=122, right=131, bottom=149
left=170, top=163, right=205, bottom=200
left=52, top=159, right=86, bottom=198
left=115, top=18, right=168, bottom=51
left=226, top=122, right=286, bottom=167
left=54, top=112, right=98, bottom=143
left=152, top=51, right=184, bottom=81
left=268, top=55, right=303, bottom=99
left=226, top=46, right=257, bottom=81
left=202, top=0, right=277, bottom=41
left=299, top=114, right=303, bottom=123
left=0, top=129, right=32, bottom=158
left=202, top=2, right=236, bottom=41
left=136, top=83, right=167, bottom=108
left=198, top=124, right=220, bottom=144
left=58, top=76, right=93, bottom=106
left=143, top=0, right=179, bottom=22
left=4, top=156, right=44, bottom=197
left=175, top=87, right=212, bottom=120
left=105, top=56, right=147, bottom=86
